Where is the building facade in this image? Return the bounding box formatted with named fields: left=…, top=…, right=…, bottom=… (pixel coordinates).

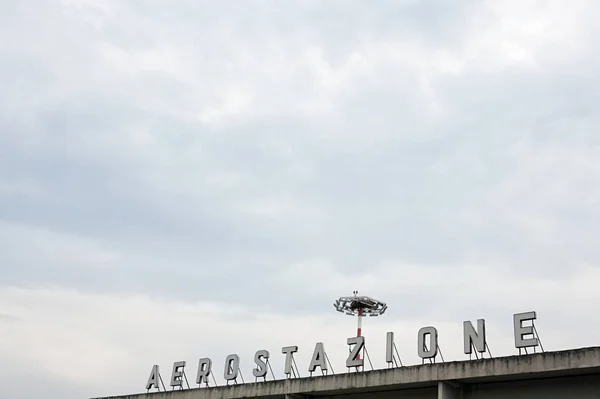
left=93, top=346, right=600, bottom=399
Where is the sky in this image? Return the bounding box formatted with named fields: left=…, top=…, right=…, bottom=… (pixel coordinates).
left=1, top=0, right=600, bottom=398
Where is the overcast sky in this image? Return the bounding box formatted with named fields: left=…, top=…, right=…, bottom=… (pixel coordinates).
left=1, top=1, right=600, bottom=398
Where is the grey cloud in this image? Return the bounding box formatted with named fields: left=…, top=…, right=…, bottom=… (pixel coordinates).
left=0, top=312, right=19, bottom=322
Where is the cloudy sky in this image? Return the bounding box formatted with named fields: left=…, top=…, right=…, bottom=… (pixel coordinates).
left=2, top=0, right=600, bottom=398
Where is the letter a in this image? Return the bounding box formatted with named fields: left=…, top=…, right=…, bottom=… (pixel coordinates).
left=308, top=342, right=328, bottom=373
left=146, top=365, right=160, bottom=391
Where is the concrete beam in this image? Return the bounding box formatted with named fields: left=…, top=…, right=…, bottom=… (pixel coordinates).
left=438, top=382, right=460, bottom=399
left=93, top=347, right=600, bottom=399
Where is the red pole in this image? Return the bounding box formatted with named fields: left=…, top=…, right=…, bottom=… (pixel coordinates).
left=357, top=308, right=363, bottom=337
left=356, top=308, right=363, bottom=363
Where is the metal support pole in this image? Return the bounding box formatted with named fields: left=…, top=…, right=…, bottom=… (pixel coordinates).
left=356, top=307, right=363, bottom=370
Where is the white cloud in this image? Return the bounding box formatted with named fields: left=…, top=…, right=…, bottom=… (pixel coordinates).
left=0, top=221, right=120, bottom=271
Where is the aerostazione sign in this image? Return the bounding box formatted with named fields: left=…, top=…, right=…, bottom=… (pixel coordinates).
left=145, top=310, right=542, bottom=392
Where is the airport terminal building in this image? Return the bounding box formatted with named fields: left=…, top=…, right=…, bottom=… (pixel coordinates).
left=94, top=346, right=600, bottom=399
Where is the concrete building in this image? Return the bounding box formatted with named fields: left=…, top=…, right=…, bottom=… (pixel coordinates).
left=94, top=346, right=600, bottom=399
